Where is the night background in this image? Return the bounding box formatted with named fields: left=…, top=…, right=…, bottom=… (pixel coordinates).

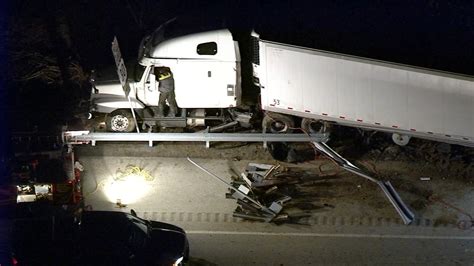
left=0, top=3, right=472, bottom=169
left=0, top=0, right=473, bottom=194
left=5, top=0, right=472, bottom=72
left=0, top=0, right=473, bottom=264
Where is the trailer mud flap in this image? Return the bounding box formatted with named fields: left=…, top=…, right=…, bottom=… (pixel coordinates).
left=312, top=141, right=414, bottom=225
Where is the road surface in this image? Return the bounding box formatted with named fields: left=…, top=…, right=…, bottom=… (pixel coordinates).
left=76, top=143, right=474, bottom=265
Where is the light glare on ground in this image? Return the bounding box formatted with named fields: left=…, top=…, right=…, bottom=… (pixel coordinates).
left=103, top=174, right=151, bottom=205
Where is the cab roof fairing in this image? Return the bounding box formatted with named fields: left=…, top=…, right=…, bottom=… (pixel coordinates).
left=143, top=29, right=239, bottom=63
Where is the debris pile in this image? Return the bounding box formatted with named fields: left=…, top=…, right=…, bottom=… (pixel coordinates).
left=188, top=147, right=415, bottom=225
left=188, top=157, right=313, bottom=224
left=228, top=163, right=299, bottom=223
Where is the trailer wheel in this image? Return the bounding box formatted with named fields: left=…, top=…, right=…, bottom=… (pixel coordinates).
left=106, top=109, right=136, bottom=132
left=301, top=118, right=331, bottom=134
left=262, top=113, right=295, bottom=133
left=392, top=133, right=411, bottom=146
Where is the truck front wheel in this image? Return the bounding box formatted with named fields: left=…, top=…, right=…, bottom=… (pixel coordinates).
left=106, top=109, right=136, bottom=132
left=262, top=113, right=295, bottom=133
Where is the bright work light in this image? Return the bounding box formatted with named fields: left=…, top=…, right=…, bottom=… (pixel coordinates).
left=103, top=166, right=154, bottom=205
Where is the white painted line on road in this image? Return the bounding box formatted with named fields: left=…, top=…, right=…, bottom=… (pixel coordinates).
left=187, top=230, right=474, bottom=240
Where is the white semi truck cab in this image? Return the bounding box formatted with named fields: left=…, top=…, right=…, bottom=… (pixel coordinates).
left=91, top=27, right=253, bottom=132
left=138, top=29, right=242, bottom=109
left=90, top=24, right=474, bottom=148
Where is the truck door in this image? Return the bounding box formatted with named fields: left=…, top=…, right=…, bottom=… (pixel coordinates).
left=139, top=66, right=159, bottom=106
left=174, top=39, right=238, bottom=108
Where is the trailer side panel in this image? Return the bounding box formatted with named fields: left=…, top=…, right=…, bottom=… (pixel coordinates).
left=259, top=40, right=474, bottom=146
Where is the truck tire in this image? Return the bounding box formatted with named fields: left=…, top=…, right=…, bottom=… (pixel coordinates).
left=106, top=109, right=136, bottom=132
left=301, top=118, right=331, bottom=134
left=262, top=113, right=295, bottom=133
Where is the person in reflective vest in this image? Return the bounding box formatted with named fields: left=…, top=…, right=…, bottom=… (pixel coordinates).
left=155, top=67, right=178, bottom=117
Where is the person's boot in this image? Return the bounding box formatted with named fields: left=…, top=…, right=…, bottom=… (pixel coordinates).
left=155, top=105, right=164, bottom=117
left=167, top=105, right=177, bottom=117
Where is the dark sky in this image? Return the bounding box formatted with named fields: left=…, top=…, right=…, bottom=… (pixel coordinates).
left=255, top=1, right=474, bottom=75
left=8, top=0, right=471, bottom=74
left=1, top=0, right=473, bottom=128
left=1, top=2, right=471, bottom=262
left=102, top=1, right=473, bottom=75
left=0, top=0, right=472, bottom=137
left=104, top=1, right=472, bottom=75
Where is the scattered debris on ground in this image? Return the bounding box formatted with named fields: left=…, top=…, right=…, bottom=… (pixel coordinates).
left=274, top=127, right=474, bottom=181
left=189, top=157, right=339, bottom=224
left=229, top=163, right=295, bottom=223
left=229, top=140, right=416, bottom=224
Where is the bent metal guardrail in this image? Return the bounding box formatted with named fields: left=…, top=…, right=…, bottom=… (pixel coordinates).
left=62, top=131, right=330, bottom=148
left=312, top=141, right=415, bottom=225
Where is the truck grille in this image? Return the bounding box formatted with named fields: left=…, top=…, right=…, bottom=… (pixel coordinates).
left=251, top=36, right=260, bottom=65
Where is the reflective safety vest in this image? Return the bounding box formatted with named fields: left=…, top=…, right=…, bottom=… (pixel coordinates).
left=158, top=72, right=171, bottom=81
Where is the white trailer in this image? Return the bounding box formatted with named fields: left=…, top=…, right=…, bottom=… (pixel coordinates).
left=256, top=36, right=474, bottom=147
left=89, top=26, right=474, bottom=147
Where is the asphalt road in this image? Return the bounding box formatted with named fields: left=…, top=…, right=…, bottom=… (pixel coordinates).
left=186, top=231, right=474, bottom=265
left=134, top=208, right=474, bottom=265
left=76, top=145, right=474, bottom=265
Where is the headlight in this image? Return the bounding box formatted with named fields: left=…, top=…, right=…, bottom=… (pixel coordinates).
left=172, top=256, right=184, bottom=266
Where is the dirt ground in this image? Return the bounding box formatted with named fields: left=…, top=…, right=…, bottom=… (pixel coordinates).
left=76, top=128, right=474, bottom=229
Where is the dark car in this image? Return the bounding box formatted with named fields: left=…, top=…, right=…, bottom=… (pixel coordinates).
left=78, top=210, right=189, bottom=265
left=11, top=210, right=189, bottom=265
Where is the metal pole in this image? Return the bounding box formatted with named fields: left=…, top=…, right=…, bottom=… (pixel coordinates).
left=64, top=132, right=330, bottom=144
left=187, top=157, right=269, bottom=211
left=127, top=94, right=140, bottom=133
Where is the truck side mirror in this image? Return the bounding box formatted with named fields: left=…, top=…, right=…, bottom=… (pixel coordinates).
left=130, top=209, right=137, bottom=217
left=90, top=70, right=99, bottom=94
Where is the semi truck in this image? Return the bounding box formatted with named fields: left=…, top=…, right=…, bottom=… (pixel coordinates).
left=89, top=24, right=474, bottom=147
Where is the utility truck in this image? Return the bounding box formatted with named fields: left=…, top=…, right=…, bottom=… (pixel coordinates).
left=89, top=24, right=474, bottom=147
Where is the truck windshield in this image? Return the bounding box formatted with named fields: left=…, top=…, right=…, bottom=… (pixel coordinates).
left=151, top=18, right=222, bottom=47
left=151, top=23, right=196, bottom=46
left=151, top=20, right=185, bottom=46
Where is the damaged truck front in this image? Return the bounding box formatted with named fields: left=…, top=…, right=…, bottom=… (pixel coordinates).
left=88, top=23, right=474, bottom=148
left=90, top=27, right=251, bottom=132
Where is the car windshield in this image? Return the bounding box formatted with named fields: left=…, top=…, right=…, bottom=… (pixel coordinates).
left=126, top=214, right=150, bottom=249
left=128, top=215, right=148, bottom=233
